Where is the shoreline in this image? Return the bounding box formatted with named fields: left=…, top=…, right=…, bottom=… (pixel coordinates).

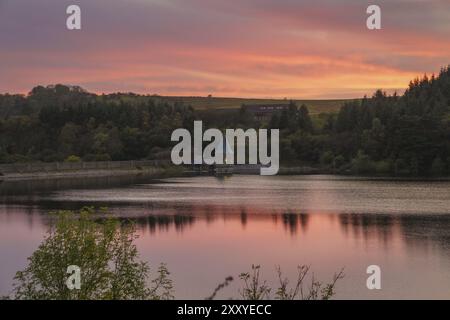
left=0, top=160, right=181, bottom=182
left=0, top=166, right=185, bottom=182
left=0, top=169, right=159, bottom=181
left=1, top=165, right=450, bottom=182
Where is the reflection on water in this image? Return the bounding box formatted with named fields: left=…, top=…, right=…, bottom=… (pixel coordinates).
left=1, top=175, right=450, bottom=299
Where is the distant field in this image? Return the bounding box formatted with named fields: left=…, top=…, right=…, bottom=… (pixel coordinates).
left=158, top=96, right=359, bottom=114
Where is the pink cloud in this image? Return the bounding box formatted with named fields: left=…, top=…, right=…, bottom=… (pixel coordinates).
left=1, top=0, right=449, bottom=98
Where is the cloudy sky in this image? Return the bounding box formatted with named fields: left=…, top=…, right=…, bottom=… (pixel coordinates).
left=1, top=0, right=449, bottom=98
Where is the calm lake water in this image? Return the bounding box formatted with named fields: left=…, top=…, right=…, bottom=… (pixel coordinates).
left=1, top=174, right=450, bottom=299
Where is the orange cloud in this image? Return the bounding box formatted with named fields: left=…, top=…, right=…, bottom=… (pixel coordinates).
left=1, top=0, right=449, bottom=98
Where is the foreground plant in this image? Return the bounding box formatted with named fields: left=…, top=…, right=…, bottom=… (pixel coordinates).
left=7, top=207, right=343, bottom=300
left=239, top=264, right=344, bottom=300
left=11, top=207, right=173, bottom=300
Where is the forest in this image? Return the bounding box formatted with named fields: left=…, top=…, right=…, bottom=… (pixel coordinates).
left=1, top=66, right=450, bottom=176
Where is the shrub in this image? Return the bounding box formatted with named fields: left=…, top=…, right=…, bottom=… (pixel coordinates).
left=333, top=155, right=346, bottom=170
left=10, top=208, right=173, bottom=300
left=237, top=264, right=344, bottom=300
left=64, top=155, right=81, bottom=163
left=375, top=160, right=393, bottom=175
left=94, top=153, right=111, bottom=161
left=351, top=150, right=375, bottom=174
left=394, top=158, right=409, bottom=176
left=320, top=151, right=334, bottom=166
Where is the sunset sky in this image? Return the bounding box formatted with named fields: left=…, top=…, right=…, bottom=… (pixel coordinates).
left=1, top=0, right=450, bottom=98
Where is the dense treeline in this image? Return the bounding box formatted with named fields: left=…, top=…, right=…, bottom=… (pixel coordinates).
left=268, top=66, right=450, bottom=176
left=1, top=66, right=450, bottom=176
left=0, top=85, right=195, bottom=162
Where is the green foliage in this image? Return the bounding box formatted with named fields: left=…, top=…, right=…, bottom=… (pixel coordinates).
left=64, top=155, right=81, bottom=163
left=2, top=66, right=450, bottom=176
left=375, top=160, right=393, bottom=175
left=5, top=208, right=345, bottom=301
left=10, top=208, right=173, bottom=300
left=298, top=104, right=314, bottom=133
left=0, top=85, right=195, bottom=163
left=269, top=102, right=314, bottom=134
left=149, top=264, right=174, bottom=300
left=320, top=151, right=334, bottom=166
left=351, top=150, right=375, bottom=174
left=327, top=67, right=450, bottom=176
left=333, top=155, right=346, bottom=170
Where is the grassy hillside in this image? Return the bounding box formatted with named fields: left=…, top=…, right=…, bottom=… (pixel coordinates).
left=156, top=96, right=359, bottom=114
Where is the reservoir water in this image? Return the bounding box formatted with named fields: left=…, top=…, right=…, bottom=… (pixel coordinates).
left=1, top=175, right=450, bottom=299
